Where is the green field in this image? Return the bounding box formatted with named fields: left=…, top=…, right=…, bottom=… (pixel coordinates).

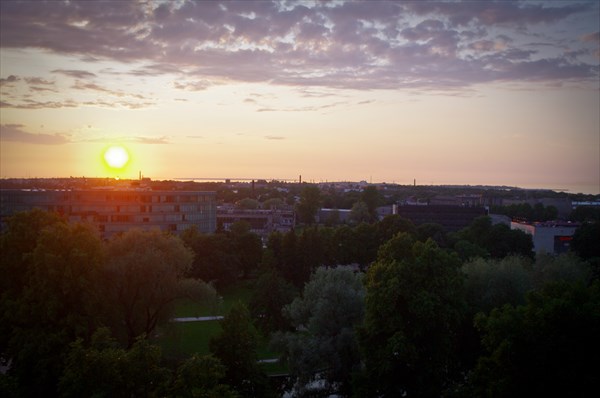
left=156, top=281, right=288, bottom=374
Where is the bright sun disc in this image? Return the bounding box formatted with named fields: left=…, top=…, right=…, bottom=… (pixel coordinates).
left=103, top=146, right=129, bottom=169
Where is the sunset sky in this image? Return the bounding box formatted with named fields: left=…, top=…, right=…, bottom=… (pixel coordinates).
left=1, top=1, right=599, bottom=193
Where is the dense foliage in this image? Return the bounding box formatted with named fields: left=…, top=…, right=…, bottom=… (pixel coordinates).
left=0, top=209, right=597, bottom=397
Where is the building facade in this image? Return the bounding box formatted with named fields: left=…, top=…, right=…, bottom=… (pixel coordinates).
left=217, top=206, right=295, bottom=239
left=0, top=189, right=216, bottom=237
left=510, top=220, right=579, bottom=255
left=395, top=204, right=487, bottom=231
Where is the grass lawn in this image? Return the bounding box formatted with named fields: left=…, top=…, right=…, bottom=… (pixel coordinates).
left=157, top=280, right=288, bottom=375
left=172, top=280, right=255, bottom=318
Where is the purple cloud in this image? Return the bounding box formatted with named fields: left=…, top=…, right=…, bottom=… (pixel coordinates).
left=52, top=69, right=97, bottom=79
left=1, top=123, right=70, bottom=145
left=0, top=1, right=597, bottom=92
left=0, top=75, right=20, bottom=85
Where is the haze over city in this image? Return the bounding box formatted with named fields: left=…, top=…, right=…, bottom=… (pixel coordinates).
left=1, top=1, right=599, bottom=194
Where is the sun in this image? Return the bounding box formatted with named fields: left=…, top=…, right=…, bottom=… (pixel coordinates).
left=103, top=145, right=129, bottom=169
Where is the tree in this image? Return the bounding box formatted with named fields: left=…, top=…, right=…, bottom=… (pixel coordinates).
left=279, top=230, right=311, bottom=287
left=0, top=209, right=67, bottom=361
left=466, top=281, right=600, bottom=397
left=236, top=198, right=259, bottom=209
left=296, top=185, right=321, bottom=225
left=2, top=219, right=106, bottom=397
left=209, top=302, right=271, bottom=397
left=462, top=256, right=533, bottom=316
left=263, top=198, right=284, bottom=210
left=348, top=201, right=372, bottom=224
left=272, top=267, right=365, bottom=396
left=352, top=222, right=380, bottom=267
left=324, top=208, right=341, bottom=226
left=171, top=354, right=239, bottom=398
left=229, top=221, right=263, bottom=279
left=59, top=328, right=170, bottom=398
left=360, top=186, right=381, bottom=220
left=453, top=239, right=490, bottom=261
left=571, top=221, right=600, bottom=260
left=181, top=226, right=240, bottom=288
left=531, top=252, right=591, bottom=288
left=376, top=214, right=417, bottom=244
left=376, top=232, right=415, bottom=263
left=105, top=228, right=213, bottom=347
left=416, top=223, right=448, bottom=247
left=249, top=268, right=297, bottom=333
left=457, top=216, right=533, bottom=259
left=358, top=240, right=466, bottom=397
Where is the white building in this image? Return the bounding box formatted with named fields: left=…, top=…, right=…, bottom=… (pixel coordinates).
left=510, top=221, right=579, bottom=255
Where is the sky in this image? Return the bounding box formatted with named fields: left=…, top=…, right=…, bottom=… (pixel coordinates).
left=1, top=0, right=599, bottom=194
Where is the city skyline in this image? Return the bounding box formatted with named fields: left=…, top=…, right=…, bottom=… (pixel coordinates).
left=1, top=1, right=599, bottom=194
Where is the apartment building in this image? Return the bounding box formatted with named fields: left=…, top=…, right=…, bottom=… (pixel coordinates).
left=0, top=189, right=216, bottom=237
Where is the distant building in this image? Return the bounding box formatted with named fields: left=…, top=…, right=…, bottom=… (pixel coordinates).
left=318, top=208, right=351, bottom=224
left=395, top=204, right=487, bottom=231
left=0, top=189, right=216, bottom=237
left=502, top=197, right=573, bottom=219
left=217, top=206, right=295, bottom=238
left=510, top=220, right=579, bottom=255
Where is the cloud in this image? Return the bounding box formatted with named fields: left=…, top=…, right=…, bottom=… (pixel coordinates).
left=265, top=135, right=285, bottom=140
left=1, top=123, right=71, bottom=145
left=78, top=135, right=170, bottom=144
left=1, top=96, right=154, bottom=110
left=51, top=69, right=97, bottom=79
left=256, top=101, right=347, bottom=113
left=0, top=99, right=78, bottom=109
left=0, top=75, right=20, bottom=85
left=173, top=80, right=214, bottom=91
left=402, top=1, right=592, bottom=27
left=581, top=31, right=600, bottom=43
left=134, top=136, right=170, bottom=144
left=0, top=1, right=597, bottom=92
left=24, top=77, right=54, bottom=85
left=72, top=80, right=147, bottom=99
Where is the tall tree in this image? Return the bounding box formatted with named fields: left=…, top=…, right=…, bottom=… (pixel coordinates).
left=181, top=227, right=240, bottom=288
left=296, top=185, right=321, bottom=225
left=0, top=209, right=66, bottom=359
left=462, top=256, right=533, bottom=315
left=170, top=354, right=239, bottom=398
left=571, top=221, right=600, bottom=260
left=348, top=201, right=372, bottom=224
left=105, top=228, right=213, bottom=347
left=228, top=221, right=263, bottom=279
left=210, top=302, right=272, bottom=397
left=59, top=328, right=170, bottom=398
left=2, top=218, right=106, bottom=397
left=376, top=214, right=417, bottom=244
left=272, top=266, right=365, bottom=396
left=249, top=268, right=297, bottom=333
left=358, top=240, right=466, bottom=397
left=466, top=281, right=600, bottom=397
left=360, top=185, right=381, bottom=220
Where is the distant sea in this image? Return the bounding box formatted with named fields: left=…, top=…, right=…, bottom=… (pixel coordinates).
left=174, top=178, right=599, bottom=195
left=516, top=183, right=599, bottom=195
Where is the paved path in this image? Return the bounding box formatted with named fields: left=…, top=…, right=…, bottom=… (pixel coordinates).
left=169, top=315, right=279, bottom=365
left=171, top=316, right=224, bottom=322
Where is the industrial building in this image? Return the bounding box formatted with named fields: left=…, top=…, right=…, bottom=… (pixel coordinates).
left=394, top=204, right=487, bottom=231
left=0, top=189, right=216, bottom=237
left=217, top=206, right=295, bottom=238
left=510, top=220, right=579, bottom=255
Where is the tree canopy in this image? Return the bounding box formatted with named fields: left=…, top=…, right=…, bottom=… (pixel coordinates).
left=272, top=266, right=365, bottom=395
left=359, top=239, right=466, bottom=397
left=466, top=281, right=600, bottom=397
